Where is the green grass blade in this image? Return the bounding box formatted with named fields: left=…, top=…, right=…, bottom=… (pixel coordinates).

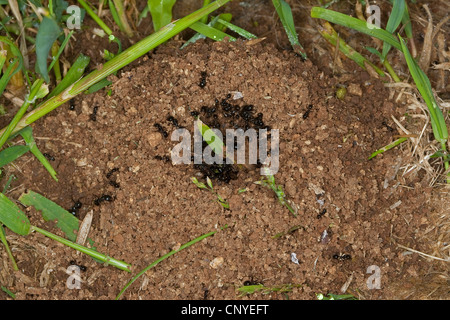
left=382, top=0, right=406, bottom=60
left=31, top=225, right=131, bottom=272
left=189, top=20, right=236, bottom=42
left=0, top=225, right=18, bottom=270
left=180, top=14, right=229, bottom=49
left=1, top=286, right=16, bottom=299
left=197, top=118, right=224, bottom=156
left=48, top=53, right=90, bottom=99
left=311, top=7, right=402, bottom=50
left=0, top=37, right=24, bottom=96
left=115, top=225, right=227, bottom=300
left=216, top=18, right=258, bottom=39
left=318, top=22, right=385, bottom=77
left=35, top=16, right=62, bottom=83
left=18, top=190, right=79, bottom=241
left=399, top=36, right=448, bottom=145
left=2, top=174, right=16, bottom=194
left=368, top=137, right=408, bottom=160
left=200, top=0, right=211, bottom=23
left=77, top=0, right=113, bottom=36
left=0, top=77, right=45, bottom=149
left=0, top=49, right=6, bottom=71
left=19, top=126, right=58, bottom=181
left=110, top=0, right=134, bottom=37
left=148, top=0, right=177, bottom=32
left=0, top=145, right=29, bottom=167
left=0, top=193, right=31, bottom=236
left=272, top=0, right=306, bottom=59
left=401, top=3, right=413, bottom=39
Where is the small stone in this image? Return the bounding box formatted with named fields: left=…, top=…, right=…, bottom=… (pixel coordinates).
left=348, top=83, right=363, bottom=96
left=209, top=257, right=224, bottom=269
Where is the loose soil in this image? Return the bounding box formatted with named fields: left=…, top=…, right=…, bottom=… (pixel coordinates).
left=1, top=0, right=449, bottom=300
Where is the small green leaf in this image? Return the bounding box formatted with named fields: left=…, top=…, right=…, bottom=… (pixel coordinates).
left=272, top=0, right=306, bottom=59
left=206, top=176, right=213, bottom=189
left=35, top=16, right=62, bottom=82
left=19, top=127, right=58, bottom=181
left=197, top=119, right=224, bottom=156
left=382, top=0, right=406, bottom=60
left=19, top=190, right=79, bottom=241
left=191, top=177, right=207, bottom=189
left=0, top=193, right=31, bottom=236
left=48, top=53, right=90, bottom=99
left=148, top=0, right=177, bottom=32
left=0, top=145, right=30, bottom=167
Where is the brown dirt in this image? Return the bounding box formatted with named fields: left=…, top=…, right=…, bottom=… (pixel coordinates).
left=0, top=0, right=449, bottom=301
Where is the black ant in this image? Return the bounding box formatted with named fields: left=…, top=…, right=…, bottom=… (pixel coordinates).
left=69, top=99, right=76, bottom=111
left=190, top=111, right=200, bottom=118
left=68, top=200, right=82, bottom=216
left=382, top=121, right=394, bottom=132
left=154, top=155, right=171, bottom=162
left=69, top=260, right=87, bottom=272
left=199, top=71, right=207, bottom=88
left=43, top=153, right=55, bottom=161
left=109, top=181, right=120, bottom=188
left=243, top=277, right=262, bottom=286
left=202, top=287, right=209, bottom=300
left=106, top=168, right=119, bottom=179
left=167, top=115, right=181, bottom=128
left=303, top=104, right=313, bottom=119
left=94, top=195, right=113, bottom=206
left=154, top=123, right=168, bottom=138
left=90, top=106, right=98, bottom=121
left=333, top=253, right=351, bottom=261
left=317, top=209, right=326, bottom=219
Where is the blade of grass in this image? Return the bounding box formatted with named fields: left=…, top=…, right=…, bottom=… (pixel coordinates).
left=0, top=0, right=231, bottom=140
left=0, top=192, right=31, bottom=236
left=399, top=35, right=449, bottom=180
left=19, top=190, right=79, bottom=241
left=115, top=225, right=228, bottom=300
left=0, top=225, right=18, bottom=270
left=0, top=145, right=29, bottom=167
left=189, top=20, right=236, bottom=42
left=272, top=0, right=307, bottom=59
left=51, top=42, right=62, bottom=83
left=109, top=0, right=134, bottom=37
left=180, top=13, right=230, bottom=49
left=48, top=53, right=90, bottom=98
left=0, top=171, right=19, bottom=271
left=311, top=7, right=402, bottom=50
left=32, top=225, right=131, bottom=272
left=148, top=0, right=177, bottom=32
left=368, top=137, right=408, bottom=160
left=0, top=36, right=24, bottom=96
left=318, top=22, right=385, bottom=77
left=216, top=18, right=258, bottom=39
left=399, top=36, right=448, bottom=146
left=1, top=286, right=15, bottom=299
left=381, top=0, right=405, bottom=60
left=19, top=127, right=58, bottom=181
